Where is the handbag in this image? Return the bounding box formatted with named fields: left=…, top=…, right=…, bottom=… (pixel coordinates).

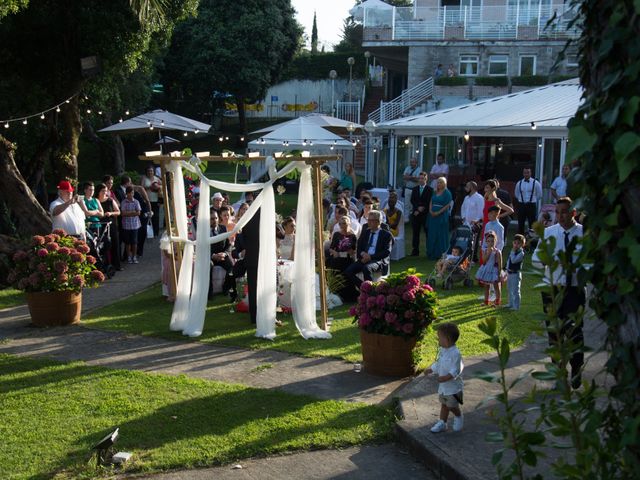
left=146, top=218, right=154, bottom=239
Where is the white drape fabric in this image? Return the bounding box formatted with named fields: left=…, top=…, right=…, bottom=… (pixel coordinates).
left=166, top=156, right=328, bottom=340
left=292, top=163, right=332, bottom=339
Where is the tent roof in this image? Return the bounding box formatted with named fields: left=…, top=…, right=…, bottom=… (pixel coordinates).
left=248, top=121, right=353, bottom=149
left=350, top=0, right=394, bottom=20
left=376, top=79, right=583, bottom=137
left=250, top=115, right=362, bottom=135
left=98, top=109, right=211, bottom=134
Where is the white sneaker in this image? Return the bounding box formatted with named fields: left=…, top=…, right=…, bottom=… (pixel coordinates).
left=133, top=256, right=139, bottom=264
left=430, top=420, right=447, bottom=433
left=127, top=257, right=133, bottom=264
left=453, top=414, right=464, bottom=432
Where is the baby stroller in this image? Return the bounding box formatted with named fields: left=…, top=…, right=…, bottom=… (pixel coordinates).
left=427, top=225, right=474, bottom=290
left=86, top=221, right=116, bottom=279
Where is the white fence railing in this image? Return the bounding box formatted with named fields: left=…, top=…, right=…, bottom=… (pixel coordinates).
left=336, top=101, right=361, bottom=125
left=368, top=77, right=434, bottom=124
left=363, top=4, right=580, bottom=41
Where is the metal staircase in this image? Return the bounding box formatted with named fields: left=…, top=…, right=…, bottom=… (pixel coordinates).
left=368, top=77, right=434, bottom=124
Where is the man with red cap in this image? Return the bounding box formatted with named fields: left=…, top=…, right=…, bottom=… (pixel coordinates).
left=49, top=180, right=88, bottom=239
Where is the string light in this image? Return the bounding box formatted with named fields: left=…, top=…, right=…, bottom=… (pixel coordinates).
left=498, top=144, right=503, bottom=152
left=240, top=136, right=245, bottom=142
left=309, top=140, right=313, bottom=146
left=415, top=149, right=420, bottom=154
left=4, top=122, right=8, bottom=128
left=194, top=129, right=199, bottom=134
left=98, top=111, right=102, bottom=115
left=457, top=147, right=462, bottom=153
left=373, top=147, right=377, bottom=153
left=225, top=136, right=229, bottom=140
left=118, top=118, right=123, bottom=123
left=56, top=106, right=60, bottom=112
left=219, top=136, right=224, bottom=142
left=183, top=132, right=188, bottom=137
left=125, top=110, right=130, bottom=115
left=161, top=120, right=164, bottom=126
left=464, top=130, right=470, bottom=141
left=531, top=121, right=536, bottom=130
left=40, top=113, right=45, bottom=120
left=330, top=145, right=334, bottom=150
left=86, top=109, right=91, bottom=114
left=0, top=92, right=78, bottom=129
left=404, top=138, right=410, bottom=145
left=302, top=139, right=308, bottom=146
left=22, top=119, right=27, bottom=125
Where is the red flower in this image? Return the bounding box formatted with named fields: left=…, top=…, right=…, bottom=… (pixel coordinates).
left=45, top=242, right=60, bottom=252
left=54, top=261, right=68, bottom=273
left=52, top=229, right=66, bottom=236
left=37, top=248, right=48, bottom=257
left=86, top=255, right=97, bottom=265
left=72, top=275, right=84, bottom=287
left=70, top=252, right=85, bottom=263
left=90, top=270, right=106, bottom=282
left=58, top=247, right=71, bottom=256
left=32, top=235, right=46, bottom=246
left=57, top=273, right=69, bottom=283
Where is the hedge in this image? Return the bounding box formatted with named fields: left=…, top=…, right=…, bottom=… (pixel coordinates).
left=280, top=52, right=366, bottom=81
left=473, top=76, right=509, bottom=87
left=434, top=76, right=468, bottom=86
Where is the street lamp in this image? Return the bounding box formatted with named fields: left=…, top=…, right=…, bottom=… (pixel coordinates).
left=364, top=119, right=376, bottom=183
left=364, top=51, right=371, bottom=85
left=329, top=70, right=337, bottom=116
left=347, top=57, right=355, bottom=102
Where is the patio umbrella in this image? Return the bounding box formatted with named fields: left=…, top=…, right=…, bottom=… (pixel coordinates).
left=98, top=109, right=211, bottom=135
left=251, top=114, right=362, bottom=135
left=154, top=135, right=181, bottom=153
left=248, top=119, right=354, bottom=150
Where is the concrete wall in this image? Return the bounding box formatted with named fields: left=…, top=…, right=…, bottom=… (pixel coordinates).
left=407, top=43, right=578, bottom=88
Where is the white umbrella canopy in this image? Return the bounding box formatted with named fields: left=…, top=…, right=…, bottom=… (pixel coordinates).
left=154, top=135, right=181, bottom=145
left=349, top=0, right=394, bottom=22
left=98, top=109, right=211, bottom=134
left=251, top=114, right=362, bottom=135
left=248, top=120, right=354, bottom=149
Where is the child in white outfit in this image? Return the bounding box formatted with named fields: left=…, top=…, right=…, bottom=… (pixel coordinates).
left=424, top=323, right=464, bottom=433
left=506, top=234, right=526, bottom=310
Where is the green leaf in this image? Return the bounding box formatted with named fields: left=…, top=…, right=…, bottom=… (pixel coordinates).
left=491, top=449, right=504, bottom=465
left=478, top=317, right=497, bottom=337
left=614, top=132, right=640, bottom=181
left=532, top=370, right=557, bottom=381
left=485, top=431, right=504, bottom=442
left=622, top=97, right=639, bottom=126
left=566, top=125, right=597, bottom=161
left=474, top=370, right=499, bottom=383
left=520, top=431, right=546, bottom=445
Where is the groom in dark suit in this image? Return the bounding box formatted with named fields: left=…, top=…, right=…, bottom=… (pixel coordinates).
left=410, top=171, right=433, bottom=256
left=344, top=210, right=393, bottom=291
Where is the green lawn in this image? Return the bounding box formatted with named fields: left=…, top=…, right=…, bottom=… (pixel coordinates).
left=0, top=288, right=24, bottom=310
left=0, top=353, right=394, bottom=479
left=84, top=222, right=543, bottom=369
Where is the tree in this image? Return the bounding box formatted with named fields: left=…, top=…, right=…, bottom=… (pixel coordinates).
left=163, top=0, right=302, bottom=135
left=311, top=11, right=318, bottom=54
left=333, top=17, right=363, bottom=53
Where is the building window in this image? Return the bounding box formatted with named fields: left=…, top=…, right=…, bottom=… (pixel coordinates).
left=459, top=55, right=479, bottom=76
left=489, top=55, right=509, bottom=76
left=519, top=55, right=536, bottom=76
left=566, top=54, right=579, bottom=67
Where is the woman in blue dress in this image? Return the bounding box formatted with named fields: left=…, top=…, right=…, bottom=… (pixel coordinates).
left=427, top=177, right=453, bottom=260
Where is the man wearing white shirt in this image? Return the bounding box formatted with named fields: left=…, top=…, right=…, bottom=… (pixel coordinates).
left=49, top=180, right=87, bottom=239
left=460, top=181, right=483, bottom=227
left=514, top=167, right=543, bottom=234
left=531, top=197, right=585, bottom=389
left=402, top=157, right=421, bottom=202
left=429, top=153, right=449, bottom=189
left=550, top=164, right=571, bottom=202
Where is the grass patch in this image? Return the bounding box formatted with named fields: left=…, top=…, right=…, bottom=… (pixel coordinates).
left=84, top=222, right=542, bottom=369
left=0, top=288, right=24, bottom=310
left=0, top=353, right=394, bottom=479
left=251, top=363, right=274, bottom=373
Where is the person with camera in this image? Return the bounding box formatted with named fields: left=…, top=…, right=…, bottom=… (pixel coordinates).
left=49, top=180, right=88, bottom=240
left=140, top=166, right=162, bottom=236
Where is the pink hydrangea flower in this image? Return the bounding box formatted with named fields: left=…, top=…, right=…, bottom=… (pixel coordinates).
left=384, top=312, right=397, bottom=324
left=366, top=297, right=377, bottom=309
left=57, top=273, right=69, bottom=283
left=54, top=261, right=68, bottom=273
left=58, top=247, right=71, bottom=256
left=44, top=234, right=55, bottom=243
left=77, top=244, right=90, bottom=254
left=86, top=255, right=96, bottom=265
left=37, top=248, right=48, bottom=257
left=72, top=275, right=84, bottom=287
left=361, top=281, right=373, bottom=293
left=37, top=263, right=48, bottom=273
left=402, top=323, right=414, bottom=334
left=32, top=235, right=46, bottom=246
left=52, top=229, right=66, bottom=236
left=90, top=270, right=105, bottom=282
left=12, top=250, right=27, bottom=262
left=402, top=290, right=416, bottom=302
left=423, top=283, right=434, bottom=292
left=348, top=306, right=357, bottom=316
left=376, top=294, right=386, bottom=308
left=407, top=275, right=421, bottom=288
left=71, top=252, right=85, bottom=263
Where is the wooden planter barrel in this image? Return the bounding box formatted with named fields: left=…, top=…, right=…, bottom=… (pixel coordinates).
left=360, top=330, right=417, bottom=377
left=26, top=291, right=82, bottom=326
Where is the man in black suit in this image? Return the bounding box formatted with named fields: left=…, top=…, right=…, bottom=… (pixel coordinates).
left=344, top=210, right=393, bottom=291
left=209, top=209, right=236, bottom=301
left=242, top=205, right=260, bottom=324
left=410, top=172, right=433, bottom=256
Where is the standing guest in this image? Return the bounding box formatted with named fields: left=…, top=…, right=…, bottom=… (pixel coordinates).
left=102, top=175, right=119, bottom=205
left=140, top=166, right=162, bottom=236
left=514, top=167, right=543, bottom=234
left=427, top=177, right=453, bottom=260
left=476, top=231, right=503, bottom=306
left=424, top=323, right=464, bottom=433
left=339, top=162, right=357, bottom=193
left=120, top=186, right=141, bottom=264
left=447, top=64, right=457, bottom=77
left=383, top=191, right=403, bottom=237
left=96, top=183, right=121, bottom=271
left=505, top=234, right=526, bottom=310
left=50, top=180, right=87, bottom=239
left=402, top=157, right=422, bottom=202
left=117, top=176, right=151, bottom=259
left=494, top=179, right=514, bottom=243
left=481, top=180, right=513, bottom=248
left=410, top=172, right=432, bottom=256
left=344, top=210, right=393, bottom=291
left=242, top=200, right=261, bottom=323
left=82, top=182, right=104, bottom=231
left=279, top=216, right=296, bottom=260
left=430, top=153, right=449, bottom=189
left=461, top=181, right=484, bottom=261
left=550, top=164, right=571, bottom=202
left=532, top=197, right=585, bottom=389
left=434, top=64, right=444, bottom=78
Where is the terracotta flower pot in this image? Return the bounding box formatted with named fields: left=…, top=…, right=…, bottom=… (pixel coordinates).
left=26, top=291, right=82, bottom=327
left=360, top=330, right=417, bottom=377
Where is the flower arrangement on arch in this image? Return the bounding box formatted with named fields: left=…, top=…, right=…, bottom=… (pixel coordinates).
left=8, top=229, right=105, bottom=293
left=350, top=269, right=438, bottom=339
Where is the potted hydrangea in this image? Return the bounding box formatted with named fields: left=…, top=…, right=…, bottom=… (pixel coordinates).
left=8, top=229, right=105, bottom=326
left=350, top=269, right=438, bottom=376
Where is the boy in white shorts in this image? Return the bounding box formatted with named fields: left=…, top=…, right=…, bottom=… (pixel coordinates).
left=424, top=322, right=464, bottom=432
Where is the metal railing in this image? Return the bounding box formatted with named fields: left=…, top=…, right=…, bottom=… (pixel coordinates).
left=336, top=101, right=361, bottom=124
left=362, top=4, right=580, bottom=41
left=368, top=77, right=434, bottom=124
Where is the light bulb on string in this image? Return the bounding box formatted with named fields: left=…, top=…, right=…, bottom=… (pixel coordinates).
left=309, top=140, right=313, bottom=146
left=119, top=118, right=123, bottom=123
left=161, top=120, right=164, bottom=126
left=125, top=110, right=130, bottom=115
left=457, top=147, right=462, bottom=153
left=404, top=138, right=410, bottom=145
left=98, top=111, right=102, bottom=115
left=183, top=132, right=188, bottom=137
left=194, top=129, right=199, bottom=134
left=225, top=136, right=229, bottom=140
left=65, top=100, right=70, bottom=104
left=330, top=145, right=334, bottom=150
left=86, top=109, right=91, bottom=114
left=219, top=136, right=224, bottom=142
left=464, top=131, right=470, bottom=141
left=302, top=139, right=307, bottom=146
left=352, top=141, right=357, bottom=147
left=4, top=122, right=8, bottom=129
left=40, top=113, right=45, bottom=120
left=498, top=144, right=503, bottom=152
left=240, top=136, right=245, bottom=142
left=56, top=106, right=61, bottom=112
left=538, top=142, right=543, bottom=148
left=149, top=125, right=154, bottom=130
left=373, top=148, right=377, bottom=153
left=530, top=122, right=536, bottom=130
left=22, top=119, right=27, bottom=125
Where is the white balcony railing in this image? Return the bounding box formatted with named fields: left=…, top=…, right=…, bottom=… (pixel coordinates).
left=368, top=77, right=434, bottom=124
left=362, top=4, right=580, bottom=41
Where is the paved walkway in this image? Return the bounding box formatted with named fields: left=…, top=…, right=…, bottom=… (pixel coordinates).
left=0, top=237, right=609, bottom=479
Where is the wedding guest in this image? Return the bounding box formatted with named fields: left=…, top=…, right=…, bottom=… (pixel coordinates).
left=476, top=231, right=502, bottom=306
left=430, top=153, right=449, bottom=189
left=96, top=183, right=121, bottom=271
left=209, top=209, right=236, bottom=301
left=514, top=167, right=543, bottom=234
left=140, top=166, right=162, bottom=236
left=279, top=216, right=296, bottom=260
left=402, top=157, right=421, bottom=201
left=383, top=191, right=403, bottom=237
left=82, top=181, right=104, bottom=231
left=410, top=172, right=432, bottom=256
left=219, top=205, right=237, bottom=243
left=339, top=162, right=357, bottom=193
left=427, top=177, right=453, bottom=260
left=551, top=164, right=571, bottom=202
left=120, top=186, right=141, bottom=264
left=50, top=180, right=87, bottom=239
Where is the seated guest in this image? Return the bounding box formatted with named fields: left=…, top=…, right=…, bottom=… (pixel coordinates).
left=209, top=209, right=236, bottom=301
left=219, top=205, right=237, bottom=243
left=328, top=216, right=357, bottom=272
left=330, top=206, right=361, bottom=237
left=279, top=216, right=296, bottom=260
left=344, top=210, right=393, bottom=292
left=358, top=199, right=386, bottom=227
left=383, top=191, right=403, bottom=237
left=234, top=202, right=249, bottom=222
